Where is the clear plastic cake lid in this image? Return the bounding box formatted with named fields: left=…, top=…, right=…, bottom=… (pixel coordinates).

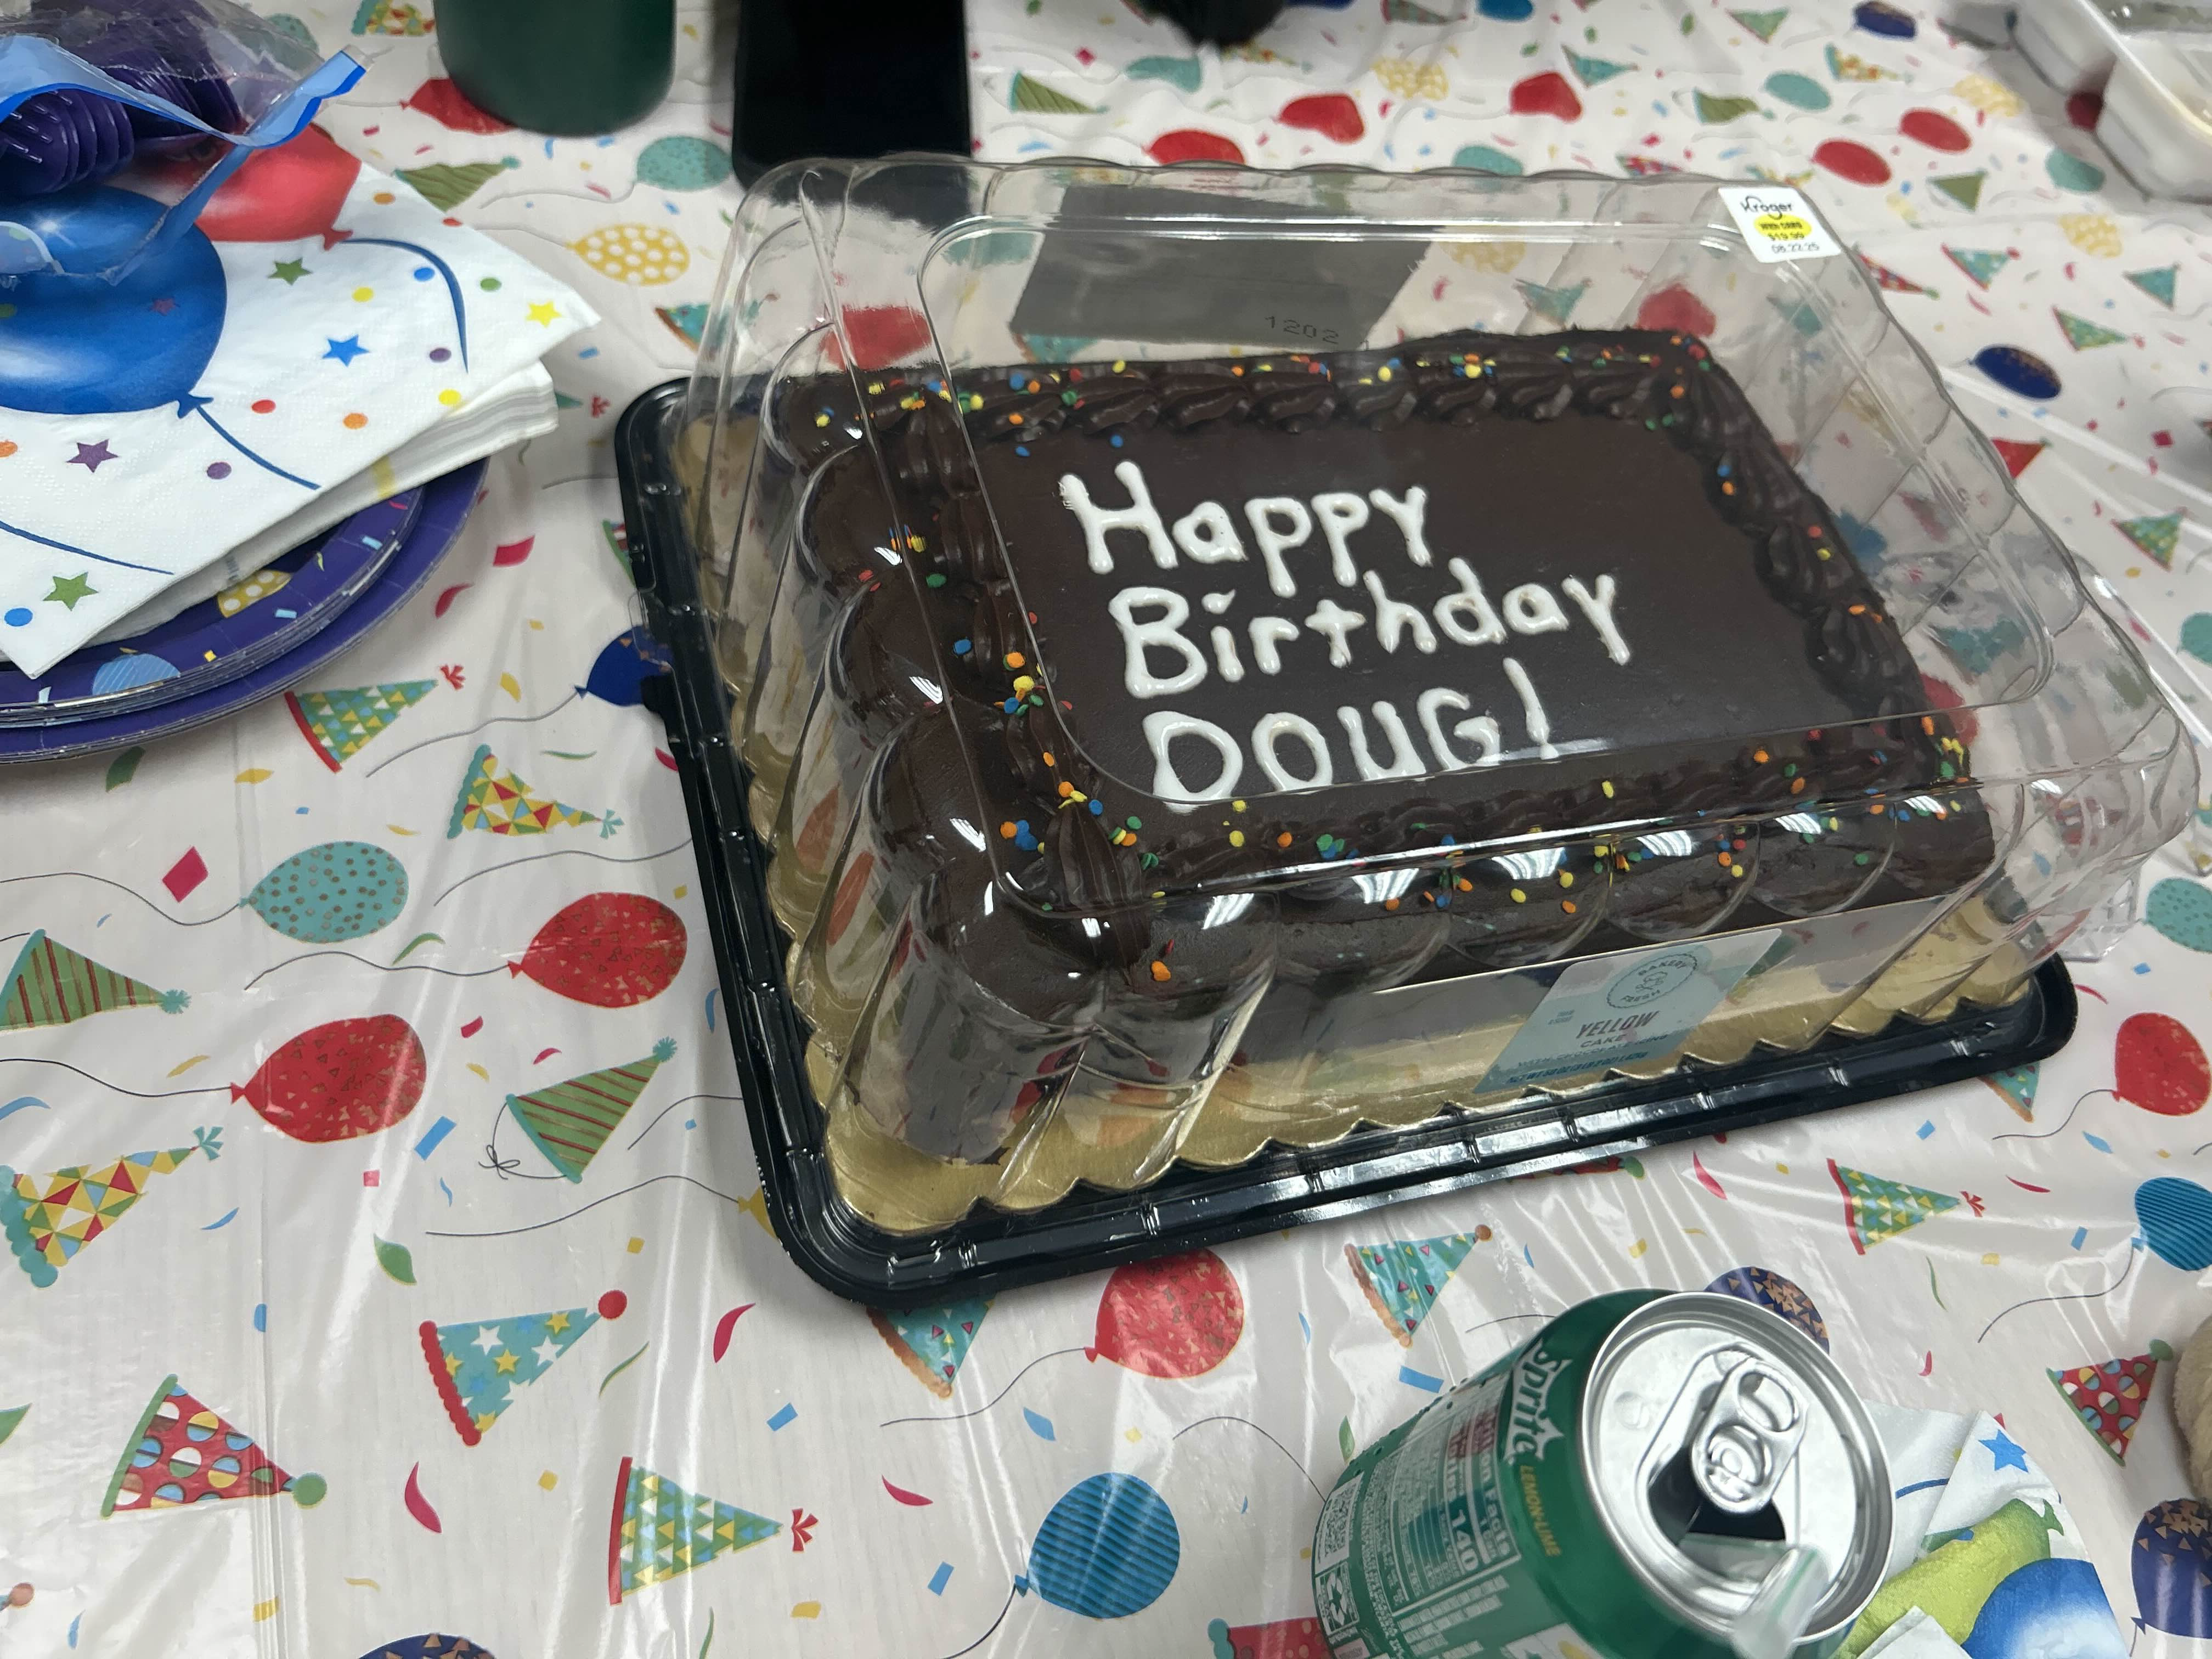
left=683, top=160, right=2188, bottom=912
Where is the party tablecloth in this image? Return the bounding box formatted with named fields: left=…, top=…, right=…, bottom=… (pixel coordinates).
left=5, top=2, right=2212, bottom=1656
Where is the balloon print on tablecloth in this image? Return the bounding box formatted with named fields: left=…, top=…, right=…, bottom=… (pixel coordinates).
left=1831, top=1160, right=1960, bottom=1252
left=1971, top=347, right=2062, bottom=400
left=2135, top=1177, right=2212, bottom=1271
left=1706, top=1266, right=1829, bottom=1350
left=511, top=893, right=687, bottom=1008
left=2115, top=1014, right=2209, bottom=1114
left=871, top=1299, right=992, bottom=1397
left=1, top=1127, right=221, bottom=1289
left=1900, top=108, right=1971, bottom=150
left=2147, top=878, right=2212, bottom=951
left=353, top=1640, right=498, bottom=1659
left=495, top=1040, right=676, bottom=1182
left=1148, top=129, right=1245, bottom=165
left=1508, top=72, right=1581, bottom=120
left=1210, top=1617, right=1327, bottom=1658
left=1, top=932, right=185, bottom=1030
left=1279, top=94, right=1364, bottom=143
left=1029, top=1472, right=1180, bottom=1617
left=241, top=842, right=407, bottom=942
left=606, top=1457, right=782, bottom=1602
left=233, top=1014, right=426, bottom=1143
left=1963, top=1558, right=2125, bottom=1659
left=1346, top=1233, right=1486, bottom=1346
left=421, top=1290, right=628, bottom=1443
left=1843, top=1498, right=2061, bottom=1658
left=449, top=744, right=613, bottom=838
left=572, top=224, right=689, bottom=287
left=287, top=679, right=438, bottom=770
left=2136, top=1499, right=2212, bottom=1637
left=1092, top=1251, right=1244, bottom=1378
left=1814, top=140, right=1892, bottom=186
left=1766, top=71, right=1830, bottom=110
left=2047, top=1342, right=2169, bottom=1463
left=2045, top=149, right=2107, bottom=192
left=102, top=1374, right=324, bottom=1514
left=635, top=136, right=732, bottom=191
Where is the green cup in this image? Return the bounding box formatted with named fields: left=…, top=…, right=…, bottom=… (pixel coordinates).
left=436, top=0, right=674, bottom=136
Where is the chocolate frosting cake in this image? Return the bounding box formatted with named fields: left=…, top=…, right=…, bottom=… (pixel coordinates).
left=748, top=327, right=1994, bottom=1161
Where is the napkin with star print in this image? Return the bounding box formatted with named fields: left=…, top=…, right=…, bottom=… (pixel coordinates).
left=0, top=145, right=596, bottom=676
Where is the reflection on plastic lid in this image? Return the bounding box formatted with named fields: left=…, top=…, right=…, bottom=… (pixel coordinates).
left=910, top=675, right=943, bottom=704
left=1905, top=795, right=1951, bottom=818
left=1203, top=892, right=1256, bottom=929
left=1775, top=812, right=1825, bottom=837
left=1352, top=867, right=1421, bottom=906
left=951, top=816, right=986, bottom=850
left=1495, top=846, right=1568, bottom=881
left=1637, top=830, right=1699, bottom=860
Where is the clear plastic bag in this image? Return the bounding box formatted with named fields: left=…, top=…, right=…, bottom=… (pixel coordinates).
left=0, top=0, right=360, bottom=280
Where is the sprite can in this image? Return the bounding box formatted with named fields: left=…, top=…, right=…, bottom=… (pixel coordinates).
left=1312, top=1290, right=1892, bottom=1659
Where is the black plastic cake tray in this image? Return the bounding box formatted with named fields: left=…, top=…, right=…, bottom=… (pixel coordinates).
left=617, top=380, right=2078, bottom=1309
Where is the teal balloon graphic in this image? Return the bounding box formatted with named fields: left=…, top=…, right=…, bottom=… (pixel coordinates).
left=1963, top=1559, right=2124, bottom=1659
left=245, top=842, right=408, bottom=943
left=2146, top=878, right=2212, bottom=953
left=1029, top=1472, right=1180, bottom=1619
left=1451, top=144, right=1526, bottom=175
left=2046, top=149, right=2106, bottom=192
left=1765, top=71, right=1830, bottom=110
left=2135, top=1177, right=2212, bottom=1271
left=635, top=136, right=732, bottom=191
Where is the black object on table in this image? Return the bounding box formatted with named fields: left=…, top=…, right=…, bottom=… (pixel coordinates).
left=733, top=0, right=970, bottom=180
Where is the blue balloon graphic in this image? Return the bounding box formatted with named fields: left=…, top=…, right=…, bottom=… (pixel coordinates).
left=1964, top=1559, right=2124, bottom=1659
left=2136, top=1177, right=2212, bottom=1270
left=1853, top=0, right=1917, bottom=35
left=89, top=653, right=182, bottom=694
left=2135, top=1499, right=2212, bottom=1637
left=0, top=189, right=227, bottom=415
left=581, top=628, right=673, bottom=709
left=245, top=841, right=408, bottom=943
left=1972, top=346, right=2063, bottom=401
left=1706, top=1267, right=1830, bottom=1351
left=1029, top=1472, right=1180, bottom=1620
left=353, top=1640, right=497, bottom=1659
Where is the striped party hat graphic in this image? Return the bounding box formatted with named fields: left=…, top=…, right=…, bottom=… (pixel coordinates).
left=506, top=1040, right=675, bottom=1182
left=3, top=933, right=187, bottom=1030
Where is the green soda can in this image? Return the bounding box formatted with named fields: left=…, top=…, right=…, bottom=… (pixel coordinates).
left=1313, top=1290, right=1892, bottom=1659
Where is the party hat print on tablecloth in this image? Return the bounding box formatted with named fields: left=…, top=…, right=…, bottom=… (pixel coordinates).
left=2127, top=265, right=2179, bottom=308
left=1980, top=1063, right=2039, bottom=1120
left=421, top=1290, right=628, bottom=1444
left=2047, top=1344, right=2168, bottom=1463
left=870, top=1299, right=992, bottom=1398
left=1730, top=7, right=1788, bottom=39
left=102, top=1375, right=325, bottom=1515
left=2, top=1128, right=220, bottom=1289
left=1830, top=1160, right=1959, bottom=1252
left=1826, top=45, right=1897, bottom=79
left=287, top=680, right=435, bottom=772
left=1989, top=438, right=2045, bottom=479
left=1211, top=1616, right=1328, bottom=1657
left=2055, top=308, right=2129, bottom=350
left=606, top=1457, right=781, bottom=1603
left=1931, top=173, right=1984, bottom=210
left=2118, top=511, right=2184, bottom=569
left=396, top=160, right=516, bottom=212
left=507, top=1040, right=674, bottom=1182
left=352, top=0, right=432, bottom=33
left=1695, top=91, right=1763, bottom=122
left=448, top=745, right=608, bottom=838
left=1516, top=279, right=1587, bottom=325
left=1944, top=246, right=2011, bottom=289
left=1566, top=48, right=1633, bottom=84
left=2, top=933, right=186, bottom=1030
left=1857, top=252, right=1934, bottom=295
left=1346, top=1234, right=1481, bottom=1346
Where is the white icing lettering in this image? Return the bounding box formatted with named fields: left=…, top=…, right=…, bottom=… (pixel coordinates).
left=1503, top=656, right=1558, bottom=759
left=1417, top=687, right=1503, bottom=770
left=1338, top=702, right=1427, bottom=782
left=1302, top=598, right=1366, bottom=668
left=1252, top=712, right=1334, bottom=792
left=1059, top=462, right=1174, bottom=574
left=1173, top=500, right=1246, bottom=565
left=1108, top=586, right=1207, bottom=699
left=1201, top=589, right=1235, bottom=615
left=1434, top=558, right=1506, bottom=647
left=1504, top=584, right=1569, bottom=636
left=1248, top=616, right=1299, bottom=675
left=1311, top=492, right=1369, bottom=587
left=1144, top=711, right=1243, bottom=810
left=1368, top=486, right=1432, bottom=567
left=1364, top=570, right=1437, bottom=654
left=1562, top=574, right=1631, bottom=665
left=1244, top=496, right=1315, bottom=599
left=1209, top=625, right=1246, bottom=682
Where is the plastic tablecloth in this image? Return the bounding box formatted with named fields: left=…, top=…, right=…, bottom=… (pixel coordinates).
left=4, top=2, right=2212, bottom=1656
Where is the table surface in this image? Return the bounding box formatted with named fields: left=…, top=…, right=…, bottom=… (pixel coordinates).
left=4, top=2, right=2211, bottom=1656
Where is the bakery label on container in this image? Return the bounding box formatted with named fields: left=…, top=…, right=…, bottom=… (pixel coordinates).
left=1475, top=929, right=1782, bottom=1092
left=1717, top=187, right=1842, bottom=264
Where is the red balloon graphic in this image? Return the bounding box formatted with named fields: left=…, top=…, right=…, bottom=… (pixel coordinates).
left=1813, top=139, right=1892, bottom=186
left=2115, top=1013, right=2211, bottom=1116
left=1090, top=1250, right=1245, bottom=1379
left=512, top=893, right=687, bottom=1008
left=1509, top=72, right=1583, bottom=121
left=232, top=1015, right=426, bottom=1142
left=825, top=305, right=934, bottom=373
left=185, top=125, right=363, bottom=244
left=1148, top=129, right=1245, bottom=166
left=1899, top=108, right=1972, bottom=152
left=1279, top=93, right=1365, bottom=144
left=1636, top=283, right=1718, bottom=338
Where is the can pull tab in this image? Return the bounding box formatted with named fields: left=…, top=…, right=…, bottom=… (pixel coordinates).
left=1691, top=1356, right=1807, bottom=1515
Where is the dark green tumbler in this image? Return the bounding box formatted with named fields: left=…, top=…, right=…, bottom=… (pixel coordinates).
left=436, top=0, right=674, bottom=136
